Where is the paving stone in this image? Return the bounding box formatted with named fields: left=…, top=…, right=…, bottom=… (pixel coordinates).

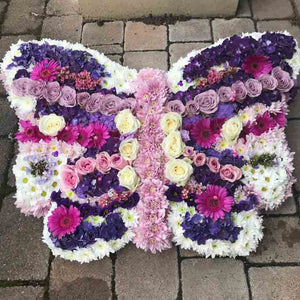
left=116, top=244, right=178, bottom=299
left=89, top=44, right=123, bottom=54
left=252, top=0, right=294, bottom=20
left=46, top=0, right=79, bottom=16
left=288, top=93, right=300, bottom=119
left=0, top=139, right=13, bottom=185
left=248, top=217, right=300, bottom=263
left=286, top=120, right=300, bottom=190
left=107, top=54, right=122, bottom=64
left=0, top=81, right=6, bottom=96
left=236, top=0, right=251, bottom=17
left=123, top=51, right=168, bottom=70
left=0, top=194, right=50, bottom=280
left=257, top=20, right=300, bottom=46
left=0, top=286, right=44, bottom=300
left=181, top=259, right=249, bottom=300
left=169, top=42, right=211, bottom=64
left=49, top=257, right=112, bottom=300
left=82, top=21, right=124, bottom=46
left=0, top=35, right=36, bottom=61
left=180, top=248, right=203, bottom=257
left=294, top=0, right=300, bottom=14
left=0, top=99, right=18, bottom=135
left=124, top=21, right=167, bottom=51
left=212, top=18, right=255, bottom=41
left=2, top=0, right=45, bottom=34
left=263, top=197, right=297, bottom=215
left=0, top=1, right=7, bottom=21
left=249, top=266, right=300, bottom=300
left=41, top=15, right=83, bottom=43
left=169, top=19, right=211, bottom=42
left=8, top=143, right=17, bottom=188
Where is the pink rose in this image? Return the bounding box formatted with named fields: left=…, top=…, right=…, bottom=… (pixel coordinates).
left=194, top=89, right=219, bottom=114
left=77, top=92, right=90, bottom=107
left=245, top=79, right=262, bottom=98
left=99, top=94, right=121, bottom=115
left=12, top=78, right=32, bottom=97
left=231, top=81, right=247, bottom=102
left=43, top=81, right=61, bottom=104
left=111, top=153, right=128, bottom=170
left=60, top=165, right=80, bottom=191
left=75, top=157, right=96, bottom=175
left=193, top=153, right=206, bottom=166
left=218, top=86, right=235, bottom=103
left=183, top=146, right=195, bottom=158
left=220, top=164, right=242, bottom=182
left=86, top=93, right=103, bottom=113
left=258, top=74, right=278, bottom=90
left=167, top=100, right=185, bottom=115
left=96, top=152, right=111, bottom=174
left=185, top=100, right=199, bottom=116
left=59, top=86, right=76, bottom=107
left=206, top=157, right=220, bottom=173
left=271, top=66, right=294, bottom=92
left=28, top=80, right=46, bottom=97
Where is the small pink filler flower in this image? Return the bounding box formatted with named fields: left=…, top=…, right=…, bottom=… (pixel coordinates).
left=196, top=185, right=234, bottom=221
left=242, top=55, right=272, bottom=79
left=48, top=205, right=81, bottom=238
left=30, top=59, right=60, bottom=82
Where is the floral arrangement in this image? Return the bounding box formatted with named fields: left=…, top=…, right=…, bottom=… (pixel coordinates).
left=1, top=31, right=299, bottom=262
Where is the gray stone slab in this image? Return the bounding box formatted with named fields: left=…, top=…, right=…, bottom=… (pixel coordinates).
left=0, top=286, right=44, bottom=300
left=248, top=217, right=300, bottom=263
left=115, top=244, right=178, bottom=299
left=0, top=100, right=18, bottom=135
left=46, top=0, right=79, bottom=16
left=236, top=0, right=251, bottom=17
left=263, top=197, right=297, bottom=215
left=89, top=44, right=123, bottom=54
left=0, top=194, right=50, bottom=281
left=0, top=139, right=13, bottom=185
left=181, top=258, right=249, bottom=300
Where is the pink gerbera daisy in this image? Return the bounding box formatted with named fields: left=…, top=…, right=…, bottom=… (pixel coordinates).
left=250, top=112, right=277, bottom=136
left=30, top=59, right=60, bottom=82
left=89, top=123, right=110, bottom=149
left=57, top=125, right=79, bottom=144
left=242, top=55, right=272, bottom=79
left=48, top=205, right=81, bottom=239
left=196, top=185, right=234, bottom=221
left=190, top=118, right=219, bottom=148
left=77, top=124, right=93, bottom=147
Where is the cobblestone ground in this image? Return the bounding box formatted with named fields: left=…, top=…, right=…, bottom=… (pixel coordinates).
left=0, top=0, right=300, bottom=299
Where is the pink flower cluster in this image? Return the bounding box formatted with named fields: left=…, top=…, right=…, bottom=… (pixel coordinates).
left=60, top=154, right=128, bottom=191
left=132, top=69, right=172, bottom=253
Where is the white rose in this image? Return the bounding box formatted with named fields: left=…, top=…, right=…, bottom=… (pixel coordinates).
left=115, top=109, right=140, bottom=134
left=162, top=131, right=184, bottom=158
left=39, top=113, right=66, bottom=136
left=221, top=116, right=243, bottom=145
left=160, top=112, right=182, bottom=135
left=119, top=138, right=139, bottom=161
left=117, top=165, right=139, bottom=191
left=165, top=159, right=193, bottom=186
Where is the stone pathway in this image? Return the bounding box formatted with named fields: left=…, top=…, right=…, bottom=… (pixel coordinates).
left=0, top=0, right=300, bottom=299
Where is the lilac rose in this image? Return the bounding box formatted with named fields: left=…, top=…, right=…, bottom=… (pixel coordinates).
left=167, top=100, right=185, bottom=114
left=271, top=66, right=294, bottom=92
left=119, top=97, right=136, bottom=111
left=245, top=79, right=262, bottom=98
left=76, top=92, right=90, bottom=107
left=231, top=81, right=247, bottom=102
left=28, top=80, right=46, bottom=97
left=12, top=78, right=32, bottom=97
left=43, top=81, right=61, bottom=104
left=194, top=89, right=219, bottom=114
left=185, top=100, right=200, bottom=116
left=99, top=94, right=121, bottom=115
left=59, top=86, right=76, bottom=107
left=85, top=93, right=104, bottom=113
left=217, top=86, right=235, bottom=103
left=258, top=74, right=278, bottom=90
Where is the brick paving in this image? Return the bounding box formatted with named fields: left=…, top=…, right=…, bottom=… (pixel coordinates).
left=0, top=0, right=299, bottom=299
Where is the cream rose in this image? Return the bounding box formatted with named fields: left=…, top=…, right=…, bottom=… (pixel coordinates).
left=162, top=131, right=184, bottom=158
left=119, top=138, right=139, bottom=161
left=221, top=116, right=243, bottom=145
left=117, top=165, right=139, bottom=192
left=165, top=158, right=193, bottom=186
left=115, top=109, right=140, bottom=134
left=160, top=112, right=182, bottom=135
left=38, top=113, right=65, bottom=136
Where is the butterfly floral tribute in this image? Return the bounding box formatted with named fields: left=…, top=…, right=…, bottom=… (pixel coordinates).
left=1, top=31, right=299, bottom=262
